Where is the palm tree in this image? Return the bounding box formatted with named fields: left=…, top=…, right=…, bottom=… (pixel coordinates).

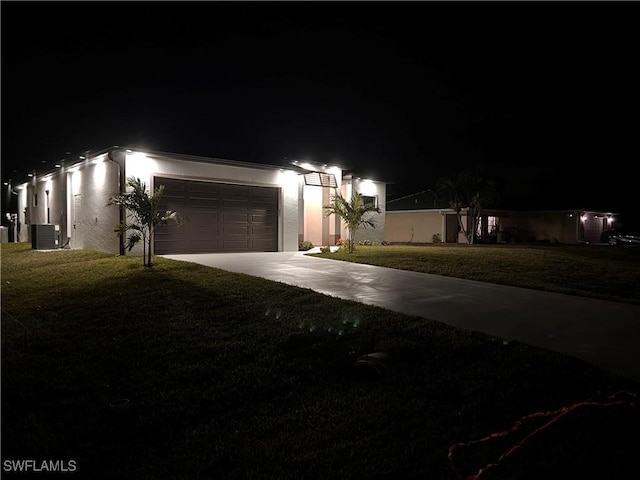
left=109, top=176, right=179, bottom=267
left=435, top=167, right=499, bottom=244
left=323, top=192, right=381, bottom=253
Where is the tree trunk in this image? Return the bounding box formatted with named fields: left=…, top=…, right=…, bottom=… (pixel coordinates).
left=456, top=213, right=472, bottom=244
left=146, top=233, right=153, bottom=267
left=143, top=235, right=147, bottom=266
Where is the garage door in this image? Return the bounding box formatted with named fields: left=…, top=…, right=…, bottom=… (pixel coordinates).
left=154, top=177, right=279, bottom=254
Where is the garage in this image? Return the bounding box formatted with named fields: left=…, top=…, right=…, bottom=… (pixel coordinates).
left=154, top=176, right=279, bottom=254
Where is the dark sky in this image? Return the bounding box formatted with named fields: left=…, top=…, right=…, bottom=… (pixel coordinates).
left=2, top=1, right=639, bottom=219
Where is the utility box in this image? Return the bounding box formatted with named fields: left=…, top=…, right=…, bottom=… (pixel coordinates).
left=31, top=224, right=56, bottom=250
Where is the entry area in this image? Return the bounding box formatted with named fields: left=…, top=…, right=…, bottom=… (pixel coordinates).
left=154, top=177, right=279, bottom=254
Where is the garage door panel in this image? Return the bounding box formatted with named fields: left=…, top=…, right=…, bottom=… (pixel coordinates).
left=159, top=177, right=188, bottom=191
left=190, top=182, right=220, bottom=193
left=222, top=199, right=251, bottom=210
left=221, top=239, right=251, bottom=251
left=193, top=228, right=221, bottom=238
left=222, top=184, right=249, bottom=194
left=222, top=212, right=249, bottom=223
left=154, top=177, right=279, bottom=254
left=250, top=213, right=276, bottom=222
left=154, top=239, right=185, bottom=252
left=189, top=210, right=220, bottom=220
left=222, top=225, right=249, bottom=236
left=189, top=197, right=221, bottom=209
left=251, top=188, right=276, bottom=199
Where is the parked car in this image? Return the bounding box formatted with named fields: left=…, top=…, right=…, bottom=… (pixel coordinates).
left=600, top=228, right=640, bottom=246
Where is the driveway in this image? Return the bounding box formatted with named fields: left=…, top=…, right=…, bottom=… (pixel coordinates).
left=162, top=251, right=640, bottom=383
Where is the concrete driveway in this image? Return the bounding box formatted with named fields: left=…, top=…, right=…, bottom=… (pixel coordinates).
left=162, top=250, right=640, bottom=383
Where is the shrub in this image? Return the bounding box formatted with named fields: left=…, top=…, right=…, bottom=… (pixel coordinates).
left=339, top=239, right=351, bottom=251
left=299, top=240, right=314, bottom=251
left=432, top=233, right=442, bottom=244
left=319, top=246, right=331, bottom=253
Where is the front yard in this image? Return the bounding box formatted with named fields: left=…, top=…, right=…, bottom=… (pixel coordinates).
left=2, top=243, right=639, bottom=479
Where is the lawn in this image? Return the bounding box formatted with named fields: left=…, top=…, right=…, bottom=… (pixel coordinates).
left=310, top=243, right=640, bottom=305
left=2, top=243, right=639, bottom=479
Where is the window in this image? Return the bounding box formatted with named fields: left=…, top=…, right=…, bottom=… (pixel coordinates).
left=362, top=195, right=377, bottom=208
left=304, top=172, right=337, bottom=187
left=488, top=216, right=499, bottom=233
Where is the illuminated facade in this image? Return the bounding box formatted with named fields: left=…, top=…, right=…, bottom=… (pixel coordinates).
left=12, top=147, right=386, bottom=254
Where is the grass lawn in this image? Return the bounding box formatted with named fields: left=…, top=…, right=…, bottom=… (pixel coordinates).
left=2, top=243, right=639, bottom=479
left=310, top=243, right=640, bottom=305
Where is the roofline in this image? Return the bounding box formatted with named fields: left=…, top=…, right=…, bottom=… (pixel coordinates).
left=111, top=146, right=295, bottom=172
left=6, top=145, right=392, bottom=187
left=7, top=146, right=305, bottom=186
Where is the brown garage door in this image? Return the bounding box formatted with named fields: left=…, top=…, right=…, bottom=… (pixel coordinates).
left=154, top=177, right=279, bottom=254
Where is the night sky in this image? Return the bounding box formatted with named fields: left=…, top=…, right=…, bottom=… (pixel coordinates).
left=2, top=1, right=639, bottom=221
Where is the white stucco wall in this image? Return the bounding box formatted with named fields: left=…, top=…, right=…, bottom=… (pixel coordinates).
left=351, top=178, right=386, bottom=244
left=17, top=156, right=120, bottom=252
left=67, top=155, right=121, bottom=253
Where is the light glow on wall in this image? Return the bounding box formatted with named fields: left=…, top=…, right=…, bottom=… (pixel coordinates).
left=277, top=169, right=299, bottom=189
left=325, top=166, right=341, bottom=177
left=125, top=151, right=159, bottom=185
left=357, top=178, right=376, bottom=195
left=93, top=160, right=107, bottom=186
left=71, top=170, right=82, bottom=192
left=126, top=151, right=148, bottom=162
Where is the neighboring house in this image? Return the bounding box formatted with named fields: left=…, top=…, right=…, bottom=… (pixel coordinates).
left=384, top=190, right=618, bottom=245
left=12, top=146, right=386, bottom=255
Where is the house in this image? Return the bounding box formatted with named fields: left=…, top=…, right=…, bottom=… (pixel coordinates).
left=384, top=190, right=618, bottom=245
left=11, top=146, right=386, bottom=255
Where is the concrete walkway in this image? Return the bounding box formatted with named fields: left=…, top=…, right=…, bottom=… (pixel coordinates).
left=162, top=251, right=640, bottom=383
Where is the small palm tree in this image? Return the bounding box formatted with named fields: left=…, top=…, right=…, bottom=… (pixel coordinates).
left=109, top=176, right=179, bottom=267
left=323, top=192, right=381, bottom=253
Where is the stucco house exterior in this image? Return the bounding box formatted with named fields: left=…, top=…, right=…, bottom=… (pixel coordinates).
left=384, top=190, right=618, bottom=245
left=12, top=146, right=386, bottom=255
